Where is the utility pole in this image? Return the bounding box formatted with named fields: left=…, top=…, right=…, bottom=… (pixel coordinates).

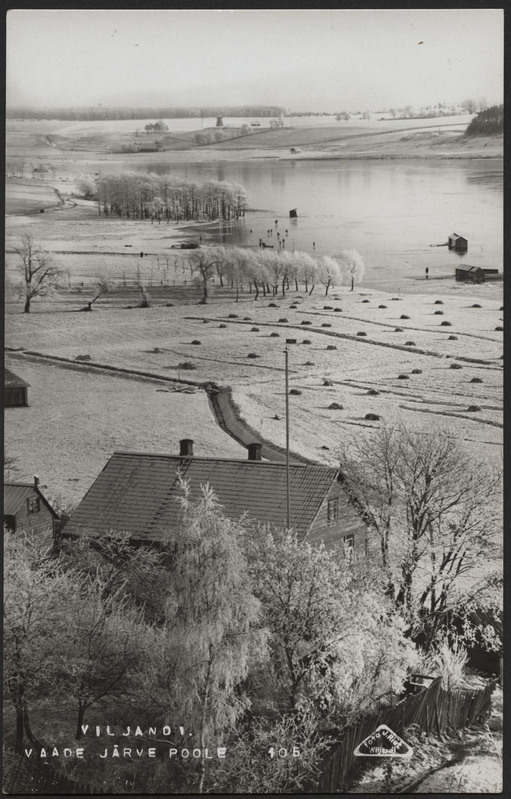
left=285, top=347, right=290, bottom=529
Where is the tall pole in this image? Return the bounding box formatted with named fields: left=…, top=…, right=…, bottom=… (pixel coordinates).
left=285, top=348, right=290, bottom=529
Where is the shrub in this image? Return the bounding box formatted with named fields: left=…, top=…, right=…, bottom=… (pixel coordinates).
left=448, top=335, right=458, bottom=340
left=247, top=352, right=260, bottom=358
left=365, top=413, right=380, bottom=421
left=472, top=303, right=482, bottom=308
left=400, top=314, right=410, bottom=320
left=244, top=316, right=251, bottom=321
left=467, top=405, right=482, bottom=412
left=362, top=299, right=370, bottom=303
left=405, top=341, right=416, bottom=346
left=268, top=303, right=278, bottom=307
left=495, top=326, right=503, bottom=331
left=329, top=402, right=343, bottom=410
left=202, top=319, right=209, bottom=323
left=411, top=369, right=422, bottom=374
left=356, top=331, right=367, bottom=337
left=278, top=318, right=289, bottom=323
left=228, top=313, right=238, bottom=318
left=178, top=361, right=197, bottom=370
left=219, top=323, right=227, bottom=328
left=323, top=305, right=333, bottom=310
left=289, top=389, right=302, bottom=395
left=434, top=300, right=443, bottom=304
left=441, top=321, right=452, bottom=326
left=378, top=305, right=387, bottom=309
left=251, top=327, right=260, bottom=332
left=434, top=310, right=444, bottom=315
left=367, top=388, right=380, bottom=395
left=302, top=339, right=312, bottom=345
left=270, top=332, right=280, bottom=337
left=326, top=344, right=337, bottom=350
left=394, top=327, right=403, bottom=332
left=450, top=363, right=462, bottom=369
left=470, top=377, right=483, bottom=383
left=422, top=635, right=469, bottom=690
left=323, top=379, right=333, bottom=386
left=75, top=354, right=91, bottom=361
left=191, top=340, right=201, bottom=345
left=301, top=320, right=312, bottom=325
left=166, top=302, right=174, bottom=307
left=304, top=361, right=315, bottom=366
left=398, top=374, right=410, bottom=380
left=334, top=307, right=342, bottom=312
left=321, top=323, right=332, bottom=327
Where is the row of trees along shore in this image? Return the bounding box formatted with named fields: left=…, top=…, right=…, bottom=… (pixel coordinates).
left=94, top=174, right=247, bottom=221
left=7, top=105, right=286, bottom=121
left=179, top=245, right=365, bottom=302
left=10, top=233, right=365, bottom=312
left=4, top=426, right=501, bottom=794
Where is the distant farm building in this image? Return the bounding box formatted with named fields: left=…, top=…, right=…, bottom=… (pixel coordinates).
left=448, top=233, right=468, bottom=252
left=289, top=208, right=298, bottom=218
left=455, top=265, right=499, bottom=283
left=5, top=368, right=29, bottom=407
left=64, top=439, right=367, bottom=554
left=216, top=116, right=224, bottom=127
left=138, top=141, right=161, bottom=153
left=4, top=477, right=59, bottom=535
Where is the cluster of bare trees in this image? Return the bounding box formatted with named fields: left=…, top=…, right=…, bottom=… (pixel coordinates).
left=96, top=173, right=247, bottom=221
left=181, top=245, right=365, bottom=302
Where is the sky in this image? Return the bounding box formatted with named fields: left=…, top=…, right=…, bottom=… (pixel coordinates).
left=6, top=9, right=504, bottom=112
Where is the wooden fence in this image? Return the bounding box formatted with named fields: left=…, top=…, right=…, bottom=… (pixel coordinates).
left=313, top=677, right=498, bottom=793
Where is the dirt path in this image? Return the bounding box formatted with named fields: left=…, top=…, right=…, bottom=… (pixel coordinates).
left=6, top=348, right=313, bottom=466
left=207, top=385, right=315, bottom=464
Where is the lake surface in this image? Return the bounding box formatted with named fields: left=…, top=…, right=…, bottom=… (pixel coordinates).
left=116, top=157, right=503, bottom=292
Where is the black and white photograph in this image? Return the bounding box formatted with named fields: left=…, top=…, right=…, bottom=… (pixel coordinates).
left=4, top=8, right=504, bottom=795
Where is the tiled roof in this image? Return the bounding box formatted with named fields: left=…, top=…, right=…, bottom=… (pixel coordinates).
left=4, top=368, right=30, bottom=388
left=64, top=453, right=341, bottom=542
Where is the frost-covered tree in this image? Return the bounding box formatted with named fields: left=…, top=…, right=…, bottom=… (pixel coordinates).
left=340, top=248, right=365, bottom=291
left=337, top=425, right=502, bottom=642
left=248, top=531, right=418, bottom=725
left=317, top=255, right=342, bottom=296
left=164, top=483, right=268, bottom=793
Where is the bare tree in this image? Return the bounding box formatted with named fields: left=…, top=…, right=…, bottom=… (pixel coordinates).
left=13, top=233, right=62, bottom=313
left=187, top=248, right=223, bottom=303
left=338, top=425, right=501, bottom=642
left=82, top=274, right=113, bottom=311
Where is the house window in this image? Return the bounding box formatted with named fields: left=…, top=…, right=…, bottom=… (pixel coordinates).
left=27, top=497, right=40, bottom=514
left=327, top=498, right=339, bottom=523
left=343, top=535, right=354, bottom=561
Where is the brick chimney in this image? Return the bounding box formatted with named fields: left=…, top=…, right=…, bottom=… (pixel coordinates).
left=247, top=443, right=262, bottom=461
left=34, top=474, right=40, bottom=488
left=179, top=439, right=194, bottom=457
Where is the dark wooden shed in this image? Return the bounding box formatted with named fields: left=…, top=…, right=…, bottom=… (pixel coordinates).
left=4, top=367, right=29, bottom=407
left=449, top=233, right=468, bottom=252
left=289, top=208, right=298, bottom=218
left=455, top=265, right=499, bottom=283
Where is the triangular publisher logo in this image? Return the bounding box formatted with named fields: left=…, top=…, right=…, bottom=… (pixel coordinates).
left=353, top=724, right=413, bottom=757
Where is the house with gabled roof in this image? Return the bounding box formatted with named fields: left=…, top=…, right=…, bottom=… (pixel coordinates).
left=4, top=476, right=59, bottom=535
left=63, top=439, right=367, bottom=553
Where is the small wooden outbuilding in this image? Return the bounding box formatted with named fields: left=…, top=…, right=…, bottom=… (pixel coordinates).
left=448, top=233, right=468, bottom=251
left=4, top=477, right=59, bottom=535
left=4, top=368, right=29, bottom=407
left=455, top=265, right=499, bottom=283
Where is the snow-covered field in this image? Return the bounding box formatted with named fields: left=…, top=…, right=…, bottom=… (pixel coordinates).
left=5, top=284, right=503, bottom=509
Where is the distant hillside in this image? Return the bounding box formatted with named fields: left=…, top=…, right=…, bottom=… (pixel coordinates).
left=465, top=105, right=503, bottom=137
left=6, top=105, right=286, bottom=121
